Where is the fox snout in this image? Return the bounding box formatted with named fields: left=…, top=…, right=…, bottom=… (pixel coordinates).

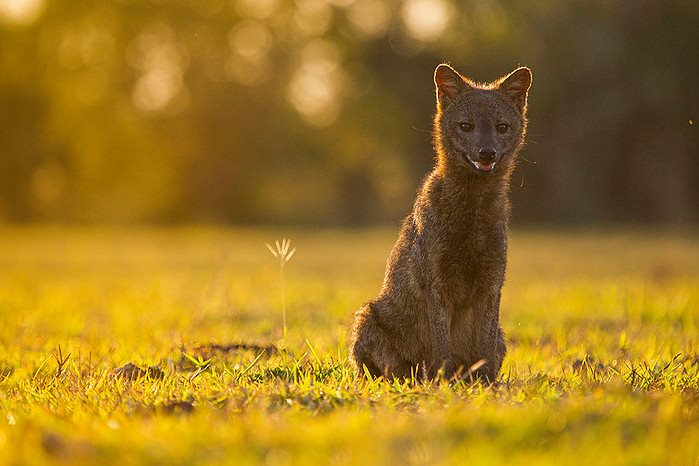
left=468, top=146, right=498, bottom=172
left=478, top=147, right=497, bottom=163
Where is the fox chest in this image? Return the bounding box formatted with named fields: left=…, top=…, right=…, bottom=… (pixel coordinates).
left=437, top=237, right=506, bottom=310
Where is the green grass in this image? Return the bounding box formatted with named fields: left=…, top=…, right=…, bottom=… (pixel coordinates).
left=0, top=227, right=697, bottom=465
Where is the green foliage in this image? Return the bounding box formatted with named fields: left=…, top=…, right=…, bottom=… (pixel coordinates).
left=0, top=1, right=697, bottom=224
left=0, top=228, right=697, bottom=464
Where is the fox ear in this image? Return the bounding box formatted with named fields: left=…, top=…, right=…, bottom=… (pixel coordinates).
left=434, top=64, right=471, bottom=108
left=498, top=67, right=532, bottom=114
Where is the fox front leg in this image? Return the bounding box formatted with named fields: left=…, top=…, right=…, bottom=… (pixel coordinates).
left=472, top=290, right=506, bottom=383
left=426, top=289, right=455, bottom=379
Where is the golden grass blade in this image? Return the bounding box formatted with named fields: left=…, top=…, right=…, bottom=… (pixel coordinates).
left=468, top=359, right=487, bottom=374
left=265, top=242, right=279, bottom=257
left=275, top=240, right=281, bottom=254
left=285, top=247, right=296, bottom=262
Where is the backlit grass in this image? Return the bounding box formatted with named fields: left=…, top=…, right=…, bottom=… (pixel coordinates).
left=0, top=227, right=697, bottom=465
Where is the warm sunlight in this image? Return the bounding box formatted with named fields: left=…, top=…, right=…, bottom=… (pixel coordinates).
left=0, top=0, right=44, bottom=25
left=287, top=40, right=346, bottom=127
left=291, top=0, right=334, bottom=39
left=127, top=24, right=188, bottom=113
left=347, top=0, right=391, bottom=38
left=226, top=21, right=273, bottom=86
left=0, top=2, right=697, bottom=464
left=401, top=0, right=451, bottom=42
left=236, top=0, right=279, bottom=20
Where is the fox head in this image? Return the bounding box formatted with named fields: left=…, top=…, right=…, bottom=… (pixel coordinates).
left=433, top=64, right=531, bottom=176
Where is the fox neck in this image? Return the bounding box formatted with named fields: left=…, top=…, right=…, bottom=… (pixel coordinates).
left=427, top=151, right=512, bottom=229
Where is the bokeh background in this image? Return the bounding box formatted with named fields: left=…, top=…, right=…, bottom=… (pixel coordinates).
left=1, top=0, right=697, bottom=226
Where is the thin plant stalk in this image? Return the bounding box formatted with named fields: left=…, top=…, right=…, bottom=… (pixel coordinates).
left=280, top=259, right=286, bottom=338
left=265, top=238, right=296, bottom=340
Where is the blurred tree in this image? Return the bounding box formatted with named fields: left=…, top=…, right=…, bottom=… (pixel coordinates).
left=0, top=0, right=696, bottom=225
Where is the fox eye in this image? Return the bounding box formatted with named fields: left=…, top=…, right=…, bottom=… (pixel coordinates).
left=496, top=123, right=509, bottom=133
left=458, top=123, right=473, bottom=132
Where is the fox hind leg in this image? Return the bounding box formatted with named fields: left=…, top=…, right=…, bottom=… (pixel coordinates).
left=350, top=303, right=413, bottom=379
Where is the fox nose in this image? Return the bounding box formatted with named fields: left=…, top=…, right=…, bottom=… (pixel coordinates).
left=478, top=147, right=497, bottom=163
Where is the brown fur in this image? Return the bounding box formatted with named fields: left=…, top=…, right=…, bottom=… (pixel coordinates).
left=350, top=64, right=532, bottom=382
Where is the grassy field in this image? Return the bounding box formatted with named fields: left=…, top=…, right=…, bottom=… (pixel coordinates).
left=0, top=227, right=697, bottom=465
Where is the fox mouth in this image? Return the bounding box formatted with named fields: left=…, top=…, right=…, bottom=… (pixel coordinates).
left=461, top=152, right=499, bottom=173
left=472, top=161, right=496, bottom=172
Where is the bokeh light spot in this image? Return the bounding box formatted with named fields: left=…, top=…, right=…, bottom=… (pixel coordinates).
left=401, top=0, right=451, bottom=42
left=226, top=21, right=273, bottom=85
left=287, top=40, right=346, bottom=127
left=228, top=21, right=273, bottom=59
left=127, top=24, right=188, bottom=113
left=291, top=0, right=334, bottom=39
left=347, top=0, right=391, bottom=38
left=0, top=0, right=45, bottom=25
left=132, top=69, right=183, bottom=113
left=236, top=0, right=279, bottom=20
